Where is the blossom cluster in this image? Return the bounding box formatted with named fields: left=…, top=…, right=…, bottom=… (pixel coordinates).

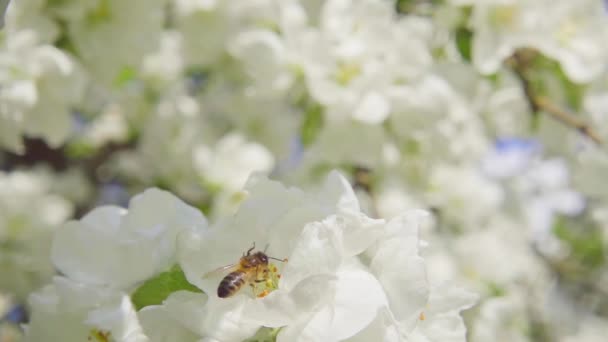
left=1, top=0, right=608, bottom=341
left=23, top=173, right=474, bottom=341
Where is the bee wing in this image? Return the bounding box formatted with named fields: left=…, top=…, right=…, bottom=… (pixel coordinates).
left=202, top=263, right=238, bottom=279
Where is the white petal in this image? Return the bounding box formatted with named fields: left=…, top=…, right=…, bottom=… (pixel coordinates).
left=278, top=267, right=388, bottom=341
left=163, top=291, right=259, bottom=342
left=353, top=92, right=391, bottom=124
left=410, top=284, right=477, bottom=342
left=242, top=274, right=336, bottom=328
left=279, top=219, right=344, bottom=292
left=123, top=188, right=208, bottom=237
left=52, top=189, right=207, bottom=289
left=25, top=277, right=140, bottom=342
left=547, top=190, right=585, bottom=215
left=138, top=305, right=199, bottom=342
left=344, top=308, right=402, bottom=342
left=368, top=214, right=430, bottom=329
left=318, top=170, right=361, bottom=213
left=85, top=295, right=149, bottom=342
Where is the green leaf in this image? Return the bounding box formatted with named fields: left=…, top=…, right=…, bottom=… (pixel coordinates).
left=455, top=27, right=473, bottom=62
left=553, top=217, right=605, bottom=269
left=300, top=104, right=324, bottom=147
left=113, top=66, right=138, bottom=88
left=131, top=265, right=202, bottom=310
left=244, top=327, right=281, bottom=342
left=86, top=0, right=112, bottom=25
left=65, top=140, right=97, bottom=159
left=529, top=54, right=586, bottom=110
left=485, top=281, right=506, bottom=297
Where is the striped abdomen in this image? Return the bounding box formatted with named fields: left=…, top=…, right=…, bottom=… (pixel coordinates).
left=217, top=271, right=247, bottom=298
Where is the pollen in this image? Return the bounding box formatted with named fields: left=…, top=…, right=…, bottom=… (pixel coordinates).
left=334, top=62, right=362, bottom=86
left=253, top=262, right=283, bottom=298
left=88, top=329, right=111, bottom=342
left=419, top=312, right=426, bottom=321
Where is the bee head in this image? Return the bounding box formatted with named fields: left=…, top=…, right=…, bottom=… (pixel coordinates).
left=256, top=252, right=269, bottom=264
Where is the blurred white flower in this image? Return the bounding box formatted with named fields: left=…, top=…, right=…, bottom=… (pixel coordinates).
left=65, top=0, right=167, bottom=85
left=514, top=158, right=585, bottom=254
left=142, top=30, right=185, bottom=87
left=25, top=277, right=148, bottom=342
left=300, top=120, right=387, bottom=169
left=482, top=138, right=540, bottom=179
left=452, top=216, right=549, bottom=292
left=174, top=0, right=280, bottom=68
left=282, top=0, right=433, bottom=123
left=168, top=171, right=474, bottom=341
left=471, top=0, right=608, bottom=82
left=51, top=188, right=208, bottom=289
left=194, top=133, right=275, bottom=193
left=469, top=293, right=531, bottom=342
left=229, top=29, right=293, bottom=95
left=427, top=164, right=504, bottom=229
left=0, top=31, right=85, bottom=152
left=82, top=106, right=130, bottom=148
left=388, top=73, right=491, bottom=163
left=560, top=316, right=608, bottom=342
left=4, top=0, right=63, bottom=43
left=0, top=169, right=74, bottom=299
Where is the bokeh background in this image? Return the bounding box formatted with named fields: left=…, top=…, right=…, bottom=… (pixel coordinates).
left=1, top=1, right=607, bottom=341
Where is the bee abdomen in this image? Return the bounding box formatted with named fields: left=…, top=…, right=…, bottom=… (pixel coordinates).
left=218, top=271, right=246, bottom=298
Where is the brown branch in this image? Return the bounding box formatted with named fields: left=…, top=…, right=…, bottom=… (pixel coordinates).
left=508, top=49, right=603, bottom=145
left=533, top=96, right=603, bottom=145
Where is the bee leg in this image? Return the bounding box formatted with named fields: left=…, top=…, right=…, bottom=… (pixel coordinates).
left=250, top=266, right=261, bottom=296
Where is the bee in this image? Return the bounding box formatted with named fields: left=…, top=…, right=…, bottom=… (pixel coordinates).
left=206, top=243, right=286, bottom=298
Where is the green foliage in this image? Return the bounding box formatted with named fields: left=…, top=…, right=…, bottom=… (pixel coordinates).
left=485, top=281, right=506, bottom=298
left=528, top=54, right=587, bottom=110
left=300, top=103, right=324, bottom=147
left=113, top=66, right=138, bottom=88
left=86, top=0, right=112, bottom=26
left=244, top=327, right=281, bottom=342
left=65, top=140, right=97, bottom=159
left=455, top=27, right=473, bottom=62
left=396, top=0, right=444, bottom=14
left=131, top=265, right=202, bottom=310
left=553, top=217, right=605, bottom=270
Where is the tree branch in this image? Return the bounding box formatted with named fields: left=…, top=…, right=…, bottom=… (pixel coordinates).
left=534, top=96, right=603, bottom=145
left=508, top=49, right=602, bottom=145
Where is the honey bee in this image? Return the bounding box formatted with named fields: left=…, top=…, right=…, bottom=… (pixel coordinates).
left=206, top=243, right=286, bottom=298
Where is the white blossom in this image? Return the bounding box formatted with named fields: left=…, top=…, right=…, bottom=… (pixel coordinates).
left=0, top=31, right=85, bottom=152
left=470, top=0, right=608, bottom=82
left=25, top=277, right=148, bottom=342
left=51, top=188, right=208, bottom=289
left=171, top=172, right=474, bottom=341
left=0, top=169, right=74, bottom=299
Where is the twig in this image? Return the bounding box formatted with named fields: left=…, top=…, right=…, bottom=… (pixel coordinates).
left=508, top=49, right=603, bottom=145
left=534, top=96, right=603, bottom=145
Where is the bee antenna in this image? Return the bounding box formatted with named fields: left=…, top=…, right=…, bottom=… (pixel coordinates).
left=246, top=242, right=256, bottom=255
left=268, top=256, right=287, bottom=262
left=263, top=243, right=270, bottom=253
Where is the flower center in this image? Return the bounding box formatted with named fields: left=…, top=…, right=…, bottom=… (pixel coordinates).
left=87, top=329, right=111, bottom=342
left=490, top=5, right=519, bottom=29
left=255, top=263, right=283, bottom=298
left=556, top=19, right=579, bottom=45
left=334, top=62, right=362, bottom=86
